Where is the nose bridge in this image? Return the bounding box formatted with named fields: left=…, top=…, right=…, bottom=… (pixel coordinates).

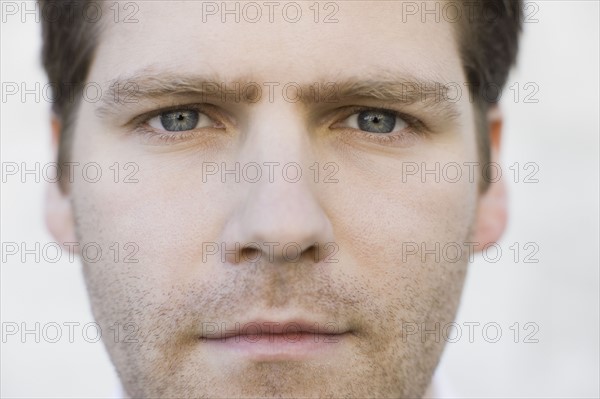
left=246, top=102, right=308, bottom=162
left=221, top=103, right=334, bottom=261
left=242, top=102, right=312, bottom=191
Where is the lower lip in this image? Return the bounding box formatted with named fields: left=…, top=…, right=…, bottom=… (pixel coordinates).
left=201, top=332, right=349, bottom=360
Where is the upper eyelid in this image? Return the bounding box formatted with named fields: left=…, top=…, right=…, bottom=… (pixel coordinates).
left=333, top=106, right=426, bottom=130
left=128, top=103, right=224, bottom=128
left=128, top=103, right=425, bottom=132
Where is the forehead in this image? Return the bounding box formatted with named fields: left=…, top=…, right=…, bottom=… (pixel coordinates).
left=89, top=0, right=464, bottom=84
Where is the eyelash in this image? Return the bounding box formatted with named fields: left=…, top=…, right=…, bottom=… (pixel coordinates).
left=131, top=103, right=227, bottom=145
left=131, top=104, right=426, bottom=145
left=332, top=105, right=426, bottom=145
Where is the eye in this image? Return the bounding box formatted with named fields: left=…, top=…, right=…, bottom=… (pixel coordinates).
left=341, top=109, right=408, bottom=134
left=130, top=105, right=231, bottom=145
left=148, top=109, right=216, bottom=132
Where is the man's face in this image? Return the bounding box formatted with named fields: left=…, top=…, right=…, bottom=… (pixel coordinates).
left=67, top=1, right=481, bottom=397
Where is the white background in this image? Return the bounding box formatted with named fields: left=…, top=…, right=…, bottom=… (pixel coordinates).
left=1, top=1, right=599, bottom=397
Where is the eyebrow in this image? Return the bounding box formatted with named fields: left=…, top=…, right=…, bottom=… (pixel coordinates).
left=96, top=69, right=461, bottom=121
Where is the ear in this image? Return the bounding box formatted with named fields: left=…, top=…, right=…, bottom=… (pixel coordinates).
left=472, top=105, right=508, bottom=251
left=45, top=115, right=78, bottom=246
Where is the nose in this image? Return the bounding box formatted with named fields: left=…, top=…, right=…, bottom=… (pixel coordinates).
left=219, top=105, right=335, bottom=264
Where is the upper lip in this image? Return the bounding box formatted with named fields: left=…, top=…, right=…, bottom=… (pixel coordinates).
left=200, top=318, right=350, bottom=339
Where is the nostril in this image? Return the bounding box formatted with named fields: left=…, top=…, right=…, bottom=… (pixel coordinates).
left=240, top=246, right=262, bottom=264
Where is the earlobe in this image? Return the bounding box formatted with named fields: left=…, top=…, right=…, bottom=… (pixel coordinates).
left=472, top=106, right=508, bottom=251
left=45, top=115, right=78, bottom=247
left=46, top=181, right=77, bottom=245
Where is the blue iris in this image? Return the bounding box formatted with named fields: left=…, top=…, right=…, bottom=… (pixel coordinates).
left=357, top=110, right=396, bottom=133
left=160, top=110, right=200, bottom=131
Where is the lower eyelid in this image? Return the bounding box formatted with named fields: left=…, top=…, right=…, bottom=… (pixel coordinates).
left=134, top=125, right=224, bottom=146
left=346, top=127, right=422, bottom=147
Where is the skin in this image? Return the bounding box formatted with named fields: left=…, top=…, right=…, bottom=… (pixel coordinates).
left=46, top=1, right=507, bottom=397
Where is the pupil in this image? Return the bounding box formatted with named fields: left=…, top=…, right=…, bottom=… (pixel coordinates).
left=357, top=110, right=395, bottom=133
left=160, top=110, right=200, bottom=132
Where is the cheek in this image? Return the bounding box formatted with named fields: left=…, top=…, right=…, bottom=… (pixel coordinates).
left=71, top=154, right=234, bottom=377
left=317, top=167, right=475, bottom=391
left=323, top=150, right=478, bottom=318
left=72, top=159, right=234, bottom=275
left=69, top=136, right=237, bottom=335
left=325, top=147, right=479, bottom=269
left=69, top=109, right=235, bottom=279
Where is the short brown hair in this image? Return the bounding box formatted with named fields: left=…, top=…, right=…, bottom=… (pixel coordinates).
left=39, top=0, right=523, bottom=191
left=455, top=0, right=523, bottom=181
